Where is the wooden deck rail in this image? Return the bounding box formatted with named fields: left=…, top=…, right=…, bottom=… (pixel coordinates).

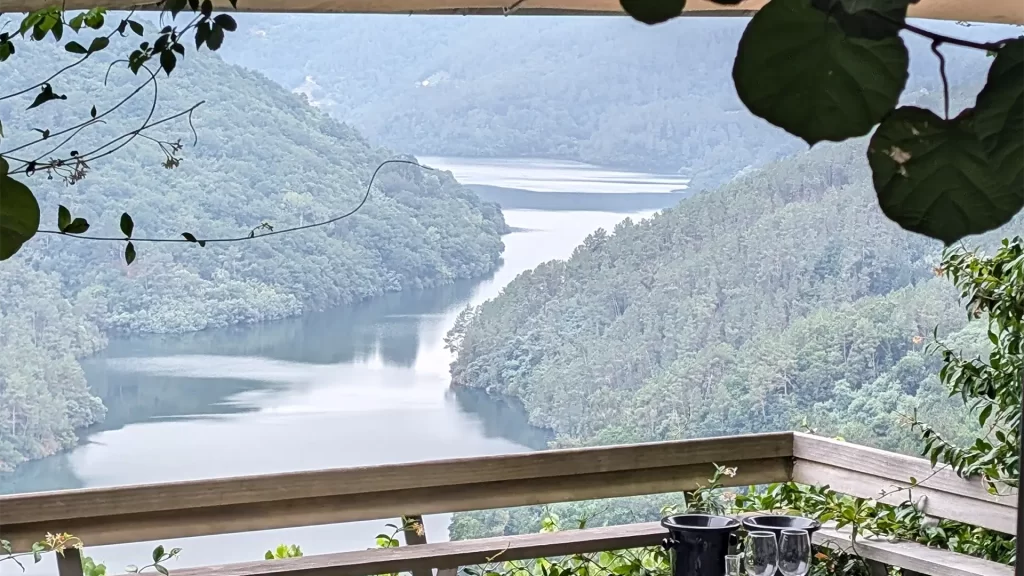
left=0, top=432, right=1016, bottom=576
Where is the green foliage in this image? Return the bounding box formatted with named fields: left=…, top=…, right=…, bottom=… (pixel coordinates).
left=0, top=158, right=40, bottom=260
left=265, top=544, right=303, bottom=559
left=448, top=141, right=1009, bottom=453
left=81, top=555, right=108, bottom=576
left=913, top=238, right=1024, bottom=490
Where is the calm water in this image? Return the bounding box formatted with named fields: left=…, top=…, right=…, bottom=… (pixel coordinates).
left=5, top=158, right=663, bottom=574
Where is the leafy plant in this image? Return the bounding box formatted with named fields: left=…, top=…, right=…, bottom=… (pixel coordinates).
left=617, top=0, right=1022, bottom=245
left=265, top=544, right=303, bottom=560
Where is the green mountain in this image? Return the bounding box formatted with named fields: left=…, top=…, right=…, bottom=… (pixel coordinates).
left=446, top=139, right=1018, bottom=455
left=0, top=27, right=506, bottom=469
left=219, top=15, right=1006, bottom=188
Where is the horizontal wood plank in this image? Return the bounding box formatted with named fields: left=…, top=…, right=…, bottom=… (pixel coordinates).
left=1, top=455, right=790, bottom=551
left=139, top=522, right=668, bottom=576
left=792, top=433, right=1016, bottom=534
left=2, top=432, right=791, bottom=527
left=813, top=523, right=1013, bottom=576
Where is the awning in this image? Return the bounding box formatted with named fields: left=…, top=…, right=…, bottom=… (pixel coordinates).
left=3, top=0, right=1023, bottom=24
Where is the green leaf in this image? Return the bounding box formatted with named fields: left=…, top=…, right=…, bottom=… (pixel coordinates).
left=69, top=13, right=86, bottom=31
left=120, top=212, right=134, bottom=238
left=979, top=404, right=993, bottom=426
left=619, top=0, right=685, bottom=25
left=58, top=205, right=71, bottom=231
left=182, top=232, right=198, bottom=243
left=125, top=242, right=136, bottom=265
left=64, top=218, right=90, bottom=235
left=973, top=37, right=1023, bottom=197
left=91, top=105, right=97, bottom=118
left=265, top=550, right=274, bottom=560
left=202, top=0, right=214, bottom=17
left=155, top=565, right=169, bottom=576
left=206, top=25, right=225, bottom=51
left=88, top=36, right=110, bottom=53
left=812, top=0, right=913, bottom=40
left=214, top=14, right=237, bottom=32
left=0, top=159, right=40, bottom=260
left=27, top=84, right=67, bottom=110
left=733, top=0, right=909, bottom=145
left=868, top=106, right=1023, bottom=244
left=129, top=20, right=145, bottom=36
left=64, top=41, right=88, bottom=54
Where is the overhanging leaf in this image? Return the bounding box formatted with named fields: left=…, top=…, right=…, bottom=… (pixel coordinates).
left=733, top=0, right=909, bottom=145
left=206, top=25, right=225, bottom=51
left=0, top=159, right=41, bottom=260
left=868, top=106, right=1023, bottom=244
left=620, top=0, right=685, bottom=25
left=27, top=84, right=67, bottom=110
left=973, top=37, right=1023, bottom=196
left=64, top=41, right=88, bottom=54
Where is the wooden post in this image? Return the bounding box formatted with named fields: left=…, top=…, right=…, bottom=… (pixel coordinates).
left=402, top=515, right=434, bottom=576
left=56, top=547, right=84, bottom=576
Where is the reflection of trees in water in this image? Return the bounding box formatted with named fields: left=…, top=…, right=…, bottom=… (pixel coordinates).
left=451, top=387, right=553, bottom=450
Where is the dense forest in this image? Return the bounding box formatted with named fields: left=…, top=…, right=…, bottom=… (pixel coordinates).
left=0, top=25, right=507, bottom=470
left=219, top=16, right=1001, bottom=188
left=446, top=135, right=1019, bottom=457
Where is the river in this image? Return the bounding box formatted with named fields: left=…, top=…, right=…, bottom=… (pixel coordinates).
left=4, top=157, right=677, bottom=573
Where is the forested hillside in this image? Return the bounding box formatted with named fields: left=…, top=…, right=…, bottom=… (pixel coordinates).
left=220, top=16, right=1000, bottom=187
left=446, top=138, right=1017, bottom=456
left=0, top=26, right=506, bottom=469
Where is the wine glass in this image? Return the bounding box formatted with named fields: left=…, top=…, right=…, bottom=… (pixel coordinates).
left=778, top=529, right=812, bottom=576
left=744, top=531, right=778, bottom=576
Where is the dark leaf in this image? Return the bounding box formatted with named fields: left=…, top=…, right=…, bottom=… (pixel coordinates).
left=51, top=20, right=63, bottom=41
left=172, top=43, right=185, bottom=55
left=182, top=232, right=198, bottom=243
left=120, top=212, right=134, bottom=238
left=230, top=0, right=238, bottom=8
left=28, top=84, right=67, bottom=109
left=0, top=158, right=41, bottom=261
left=189, top=0, right=200, bottom=10
left=165, top=0, right=188, bottom=17
left=202, top=0, right=214, bottom=17
left=214, top=14, right=237, bottom=32
left=195, top=21, right=212, bottom=49
left=160, top=50, right=177, bottom=75
left=90, top=105, right=97, bottom=118
left=973, top=37, right=1023, bottom=197
left=129, top=20, right=145, bottom=36
left=57, top=205, right=71, bottom=231
left=153, top=546, right=165, bottom=563
left=84, top=9, right=106, bottom=29
left=155, top=565, right=169, bottom=576
left=25, top=161, right=36, bottom=176
left=811, top=0, right=913, bottom=39
left=619, top=0, right=685, bottom=25
left=733, top=0, right=909, bottom=145
left=64, top=218, right=90, bottom=234
left=64, top=40, right=87, bottom=54
left=88, top=36, right=110, bottom=53
left=124, top=241, right=136, bottom=266
left=198, top=240, right=207, bottom=247
left=206, top=25, right=225, bottom=51
left=868, top=106, right=1023, bottom=244
left=32, top=128, right=50, bottom=139
left=154, top=34, right=170, bottom=52
left=118, top=20, right=127, bottom=35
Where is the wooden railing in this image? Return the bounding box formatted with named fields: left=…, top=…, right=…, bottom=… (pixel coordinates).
left=0, top=432, right=1015, bottom=576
